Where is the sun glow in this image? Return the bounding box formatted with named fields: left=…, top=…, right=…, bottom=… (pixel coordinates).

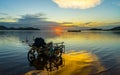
left=53, top=27, right=64, bottom=35
left=53, top=27, right=63, bottom=32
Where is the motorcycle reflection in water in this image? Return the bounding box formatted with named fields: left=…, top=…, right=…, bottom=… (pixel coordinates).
left=27, top=42, right=65, bottom=72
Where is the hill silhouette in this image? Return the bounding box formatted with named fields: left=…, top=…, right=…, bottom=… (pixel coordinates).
left=108, top=26, right=120, bottom=30
left=0, top=25, right=40, bottom=30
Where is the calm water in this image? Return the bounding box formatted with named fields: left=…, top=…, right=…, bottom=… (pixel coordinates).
left=0, top=30, right=120, bottom=75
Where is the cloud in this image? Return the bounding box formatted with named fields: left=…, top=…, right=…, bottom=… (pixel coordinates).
left=18, top=14, right=47, bottom=25
left=53, top=0, right=102, bottom=9
left=61, top=22, right=73, bottom=24
left=17, top=13, right=59, bottom=28
left=0, top=13, right=60, bottom=29
left=80, top=21, right=120, bottom=29
left=0, top=17, right=18, bottom=22
left=82, top=22, right=107, bottom=27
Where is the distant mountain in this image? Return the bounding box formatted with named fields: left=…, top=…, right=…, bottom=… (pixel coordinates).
left=0, top=25, right=40, bottom=30
left=88, top=26, right=120, bottom=31
left=0, top=26, right=8, bottom=30
left=89, top=28, right=102, bottom=30
left=109, top=26, right=120, bottom=30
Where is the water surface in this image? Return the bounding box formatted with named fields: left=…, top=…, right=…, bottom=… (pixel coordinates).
left=0, top=30, right=120, bottom=75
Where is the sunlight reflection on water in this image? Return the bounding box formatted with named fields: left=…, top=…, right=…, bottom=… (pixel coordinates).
left=25, top=50, right=105, bottom=75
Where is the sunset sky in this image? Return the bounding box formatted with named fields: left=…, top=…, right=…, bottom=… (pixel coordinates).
left=0, top=0, right=120, bottom=29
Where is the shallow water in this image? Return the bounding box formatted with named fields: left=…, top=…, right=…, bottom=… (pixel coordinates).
left=0, top=30, right=120, bottom=75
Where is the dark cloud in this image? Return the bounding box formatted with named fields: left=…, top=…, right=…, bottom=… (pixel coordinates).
left=16, top=14, right=59, bottom=28
left=0, top=13, right=60, bottom=29
left=18, top=14, right=47, bottom=25
left=85, top=22, right=92, bottom=25
left=61, top=22, right=73, bottom=24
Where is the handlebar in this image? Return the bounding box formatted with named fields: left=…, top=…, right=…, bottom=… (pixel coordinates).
left=53, top=42, right=64, bottom=45
left=53, top=42, right=65, bottom=53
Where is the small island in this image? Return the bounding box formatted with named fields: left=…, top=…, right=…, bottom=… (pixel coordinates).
left=0, top=25, right=40, bottom=30
left=68, top=30, right=81, bottom=32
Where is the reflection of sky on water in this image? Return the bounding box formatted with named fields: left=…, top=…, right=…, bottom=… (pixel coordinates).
left=0, top=30, right=120, bottom=56
left=0, top=30, right=120, bottom=75
left=47, top=31, right=120, bottom=52
left=0, top=36, right=21, bottom=46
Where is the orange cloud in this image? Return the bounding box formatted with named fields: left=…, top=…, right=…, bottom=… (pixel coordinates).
left=53, top=0, right=102, bottom=9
